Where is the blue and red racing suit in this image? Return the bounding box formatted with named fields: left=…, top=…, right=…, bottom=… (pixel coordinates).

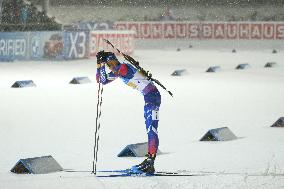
left=96, top=62, right=161, bottom=155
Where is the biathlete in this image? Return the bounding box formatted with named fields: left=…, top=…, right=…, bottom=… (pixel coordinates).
left=96, top=51, right=161, bottom=174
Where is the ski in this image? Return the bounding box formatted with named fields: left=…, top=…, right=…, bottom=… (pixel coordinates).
left=98, top=169, right=182, bottom=174
left=64, top=169, right=284, bottom=178
left=97, top=169, right=205, bottom=177
left=96, top=172, right=200, bottom=178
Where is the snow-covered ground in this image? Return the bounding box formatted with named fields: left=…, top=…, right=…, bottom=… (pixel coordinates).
left=0, top=42, right=284, bottom=189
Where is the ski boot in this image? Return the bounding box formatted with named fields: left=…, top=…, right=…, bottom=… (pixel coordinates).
left=131, top=153, right=156, bottom=174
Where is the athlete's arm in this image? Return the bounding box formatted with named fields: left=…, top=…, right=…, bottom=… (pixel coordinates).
left=96, top=64, right=118, bottom=84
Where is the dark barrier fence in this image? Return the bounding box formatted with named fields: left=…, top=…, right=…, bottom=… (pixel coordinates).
left=28, top=0, right=284, bottom=6
left=0, top=23, right=62, bottom=32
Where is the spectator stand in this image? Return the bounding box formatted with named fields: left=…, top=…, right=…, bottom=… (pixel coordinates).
left=0, top=0, right=61, bottom=31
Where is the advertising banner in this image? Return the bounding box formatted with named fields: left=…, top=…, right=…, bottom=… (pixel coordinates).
left=63, top=21, right=114, bottom=31
left=0, top=32, right=29, bottom=61
left=115, top=22, right=284, bottom=40
left=29, top=32, right=64, bottom=60
left=89, top=30, right=135, bottom=58
left=63, top=31, right=90, bottom=59
left=78, top=21, right=114, bottom=30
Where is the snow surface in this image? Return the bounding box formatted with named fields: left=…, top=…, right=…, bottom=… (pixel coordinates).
left=1, top=44, right=284, bottom=189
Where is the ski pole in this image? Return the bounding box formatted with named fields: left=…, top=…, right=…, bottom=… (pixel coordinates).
left=92, top=82, right=101, bottom=174
left=92, top=82, right=104, bottom=174
left=94, top=84, right=103, bottom=174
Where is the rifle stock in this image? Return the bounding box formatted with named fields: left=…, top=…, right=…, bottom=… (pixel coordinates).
left=103, top=39, right=173, bottom=97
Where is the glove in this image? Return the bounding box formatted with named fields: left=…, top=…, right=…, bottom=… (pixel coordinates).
left=97, top=62, right=104, bottom=68
left=96, top=50, right=105, bottom=68
left=96, top=51, right=106, bottom=63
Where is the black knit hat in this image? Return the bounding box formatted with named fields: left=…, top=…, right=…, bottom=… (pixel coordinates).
left=96, top=51, right=117, bottom=63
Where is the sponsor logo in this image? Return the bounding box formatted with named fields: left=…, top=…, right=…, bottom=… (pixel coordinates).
left=66, top=32, right=87, bottom=58
left=31, top=36, right=40, bottom=57
left=0, top=38, right=26, bottom=56
left=90, top=32, right=134, bottom=57
left=115, top=22, right=284, bottom=40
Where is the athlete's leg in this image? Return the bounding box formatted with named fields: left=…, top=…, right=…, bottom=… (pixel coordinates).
left=144, top=103, right=160, bottom=154
left=144, top=90, right=161, bottom=155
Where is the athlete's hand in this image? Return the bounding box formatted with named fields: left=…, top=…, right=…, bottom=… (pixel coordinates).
left=96, top=51, right=106, bottom=63
left=97, top=62, right=105, bottom=68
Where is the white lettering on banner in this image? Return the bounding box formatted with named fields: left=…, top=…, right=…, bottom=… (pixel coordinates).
left=122, top=34, right=132, bottom=53
left=202, top=24, right=213, bottom=38
left=89, top=34, right=97, bottom=56
left=276, top=24, right=284, bottom=39
left=15, top=39, right=22, bottom=55
left=176, top=24, right=186, bottom=38
left=0, top=40, right=4, bottom=54
left=188, top=24, right=199, bottom=38
left=115, top=22, right=284, bottom=40
left=251, top=24, right=262, bottom=39
left=227, top=24, right=238, bottom=39
left=78, top=33, right=86, bottom=58
left=86, top=23, right=95, bottom=30
left=214, top=24, right=225, bottom=39
left=89, top=32, right=134, bottom=57
left=8, top=40, right=14, bottom=55
left=128, top=23, right=139, bottom=38
left=0, top=39, right=26, bottom=56
left=239, top=24, right=250, bottom=39
left=263, top=24, right=274, bottom=39
left=164, top=24, right=175, bottom=38
left=152, top=23, right=163, bottom=39
left=69, top=33, right=77, bottom=57
left=31, top=36, right=40, bottom=57
left=86, top=22, right=109, bottom=30
left=140, top=23, right=151, bottom=38
left=90, top=34, right=101, bottom=56
left=100, top=23, right=109, bottom=30
left=68, top=32, right=86, bottom=58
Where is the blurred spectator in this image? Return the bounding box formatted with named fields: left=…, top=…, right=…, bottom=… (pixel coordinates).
left=165, top=8, right=176, bottom=20
left=250, top=11, right=257, bottom=21
left=37, top=10, right=49, bottom=23
left=228, top=15, right=236, bottom=22
left=159, top=7, right=176, bottom=21
left=28, top=5, right=38, bottom=23
left=3, top=1, right=14, bottom=23
left=0, top=0, right=61, bottom=31
left=263, top=15, right=277, bottom=21
left=20, top=4, right=28, bottom=24
left=12, top=0, right=21, bottom=23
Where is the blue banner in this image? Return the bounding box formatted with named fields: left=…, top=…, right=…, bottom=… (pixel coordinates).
left=78, top=21, right=114, bottom=30
left=0, top=31, right=91, bottom=61
left=0, top=32, right=29, bottom=61
left=64, top=21, right=114, bottom=31
left=63, top=31, right=89, bottom=60
left=29, top=32, right=64, bottom=60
